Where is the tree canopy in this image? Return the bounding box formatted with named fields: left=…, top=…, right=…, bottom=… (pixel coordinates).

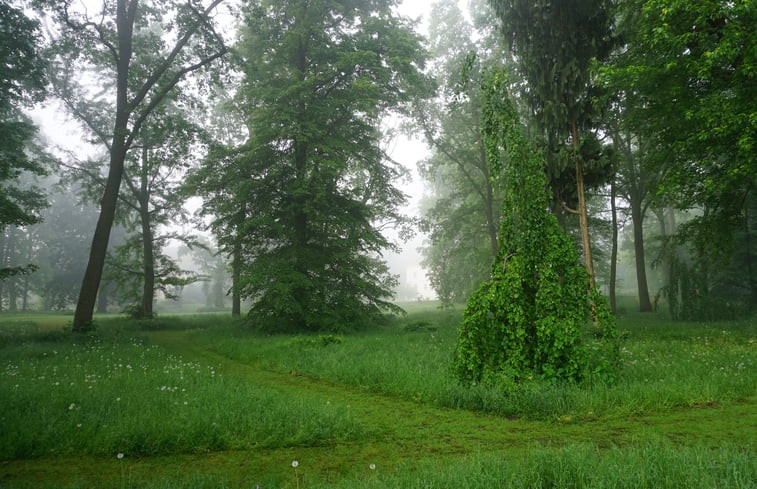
left=214, top=0, right=431, bottom=331
left=0, top=3, right=48, bottom=280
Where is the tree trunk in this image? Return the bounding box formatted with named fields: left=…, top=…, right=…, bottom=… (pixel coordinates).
left=21, top=234, right=32, bottom=311
left=231, top=224, right=242, bottom=318
left=656, top=206, right=677, bottom=313
left=139, top=147, right=155, bottom=319
left=140, top=202, right=154, bottom=319
left=0, top=231, right=6, bottom=311
left=73, top=1, right=134, bottom=332
left=478, top=130, right=498, bottom=258
left=630, top=194, right=652, bottom=312
left=609, top=173, right=618, bottom=314
left=6, top=228, right=17, bottom=312
left=96, top=282, right=109, bottom=313
left=73, top=143, right=128, bottom=331
left=571, top=120, right=595, bottom=285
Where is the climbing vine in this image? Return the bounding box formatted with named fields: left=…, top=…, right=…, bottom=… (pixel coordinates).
left=452, top=69, right=618, bottom=386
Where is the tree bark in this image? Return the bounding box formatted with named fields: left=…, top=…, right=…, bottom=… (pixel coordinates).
left=231, top=206, right=244, bottom=317
left=72, top=0, right=135, bottom=331
left=609, top=173, right=618, bottom=314
left=96, top=282, right=109, bottom=313
left=479, top=134, right=499, bottom=258
left=6, top=228, right=18, bottom=312
left=140, top=207, right=154, bottom=318
left=630, top=192, right=652, bottom=311
left=571, top=120, right=595, bottom=285
left=73, top=143, right=128, bottom=330
left=139, top=147, right=154, bottom=319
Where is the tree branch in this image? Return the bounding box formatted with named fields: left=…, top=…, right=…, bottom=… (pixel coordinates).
left=128, top=0, right=225, bottom=112
left=126, top=47, right=228, bottom=150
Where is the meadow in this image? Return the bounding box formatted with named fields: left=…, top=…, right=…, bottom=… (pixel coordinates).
left=0, top=304, right=755, bottom=488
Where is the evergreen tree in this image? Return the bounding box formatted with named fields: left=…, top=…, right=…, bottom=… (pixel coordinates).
left=487, top=0, right=616, bottom=284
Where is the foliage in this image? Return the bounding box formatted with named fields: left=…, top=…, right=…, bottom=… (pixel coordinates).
left=0, top=2, right=48, bottom=281
left=452, top=70, right=618, bottom=385
left=226, top=0, right=431, bottom=332
left=605, top=0, right=757, bottom=317
left=33, top=0, right=229, bottom=329
left=417, top=0, right=506, bottom=304
left=488, top=0, right=617, bottom=284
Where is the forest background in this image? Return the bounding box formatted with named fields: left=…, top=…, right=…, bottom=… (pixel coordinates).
left=1, top=0, right=754, bottom=329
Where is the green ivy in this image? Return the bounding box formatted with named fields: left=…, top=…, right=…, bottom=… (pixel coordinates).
left=452, top=69, right=618, bottom=386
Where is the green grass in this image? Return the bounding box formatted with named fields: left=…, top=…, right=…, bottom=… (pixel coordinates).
left=0, top=307, right=755, bottom=488
left=189, top=308, right=756, bottom=420
left=0, top=321, right=363, bottom=459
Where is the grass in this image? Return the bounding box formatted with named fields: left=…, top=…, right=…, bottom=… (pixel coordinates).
left=0, top=306, right=755, bottom=488
left=0, top=322, right=363, bottom=459
left=189, top=308, right=756, bottom=420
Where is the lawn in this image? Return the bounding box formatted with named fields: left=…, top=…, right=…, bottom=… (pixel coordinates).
left=0, top=307, right=755, bottom=488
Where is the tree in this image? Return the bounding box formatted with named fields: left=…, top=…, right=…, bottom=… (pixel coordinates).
left=116, top=101, right=206, bottom=318
left=453, top=70, right=617, bottom=385
left=606, top=122, right=656, bottom=312
left=0, top=2, right=48, bottom=281
left=416, top=0, right=506, bottom=304
left=607, top=0, right=756, bottom=316
left=228, top=0, right=430, bottom=331
left=487, top=0, right=615, bottom=284
left=35, top=0, right=228, bottom=331
left=184, top=91, right=248, bottom=317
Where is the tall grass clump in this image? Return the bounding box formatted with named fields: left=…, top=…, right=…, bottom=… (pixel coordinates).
left=0, top=325, right=363, bottom=460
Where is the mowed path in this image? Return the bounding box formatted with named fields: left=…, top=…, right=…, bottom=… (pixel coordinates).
left=3, top=329, right=755, bottom=488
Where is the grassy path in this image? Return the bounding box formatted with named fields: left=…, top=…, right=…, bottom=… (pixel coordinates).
left=2, top=328, right=755, bottom=488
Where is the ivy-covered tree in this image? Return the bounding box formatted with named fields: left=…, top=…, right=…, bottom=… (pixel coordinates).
left=229, top=0, right=431, bottom=331
left=453, top=70, right=617, bottom=385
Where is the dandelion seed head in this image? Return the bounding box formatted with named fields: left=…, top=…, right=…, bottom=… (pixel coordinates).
left=291, top=460, right=299, bottom=468
left=117, top=453, right=124, bottom=459
left=369, top=463, right=376, bottom=470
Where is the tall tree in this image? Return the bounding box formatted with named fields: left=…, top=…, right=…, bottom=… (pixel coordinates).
left=35, top=0, right=228, bottom=331
left=607, top=0, right=756, bottom=316
left=0, top=2, right=48, bottom=281
left=185, top=91, right=248, bottom=317
left=416, top=0, right=506, bottom=304
left=117, top=101, right=206, bottom=318
left=230, top=0, right=430, bottom=331
left=487, top=0, right=615, bottom=284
